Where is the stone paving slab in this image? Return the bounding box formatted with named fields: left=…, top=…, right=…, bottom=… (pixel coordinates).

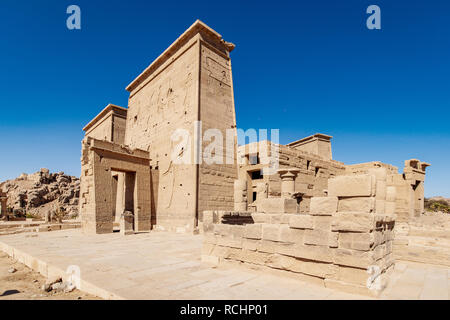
left=0, top=230, right=448, bottom=300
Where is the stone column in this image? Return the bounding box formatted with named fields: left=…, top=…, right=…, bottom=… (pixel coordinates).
left=278, top=168, right=300, bottom=198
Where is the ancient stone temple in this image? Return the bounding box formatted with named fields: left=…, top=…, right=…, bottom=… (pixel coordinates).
left=80, top=20, right=237, bottom=234
left=78, top=20, right=431, bottom=295
left=79, top=20, right=429, bottom=241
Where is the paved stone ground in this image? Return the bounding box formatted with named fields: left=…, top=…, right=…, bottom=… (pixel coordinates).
left=0, top=230, right=448, bottom=300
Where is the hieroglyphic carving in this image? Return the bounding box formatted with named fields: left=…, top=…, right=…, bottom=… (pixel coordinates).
left=205, top=57, right=231, bottom=86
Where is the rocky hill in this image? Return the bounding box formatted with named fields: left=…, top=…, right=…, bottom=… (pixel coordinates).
left=425, top=196, right=450, bottom=214
left=0, top=169, right=79, bottom=219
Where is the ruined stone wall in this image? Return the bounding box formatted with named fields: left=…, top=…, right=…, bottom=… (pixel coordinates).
left=197, top=41, right=237, bottom=220
left=239, top=142, right=346, bottom=213
left=202, top=172, right=396, bottom=296
left=80, top=140, right=96, bottom=234
left=345, top=160, right=429, bottom=222
left=125, top=39, right=200, bottom=231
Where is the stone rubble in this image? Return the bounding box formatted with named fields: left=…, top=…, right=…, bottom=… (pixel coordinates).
left=0, top=168, right=80, bottom=219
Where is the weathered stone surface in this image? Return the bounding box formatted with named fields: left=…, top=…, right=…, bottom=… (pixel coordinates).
left=251, top=213, right=271, bottom=223
left=289, top=215, right=314, bottom=229
left=312, top=216, right=333, bottom=230
left=386, top=186, right=397, bottom=202
left=310, top=197, right=338, bottom=216
left=259, top=198, right=297, bottom=214
left=262, top=224, right=281, bottom=242
left=244, top=223, right=262, bottom=240
left=304, top=229, right=338, bottom=247
left=279, top=225, right=304, bottom=243
left=289, top=244, right=334, bottom=263
left=338, top=232, right=374, bottom=251
left=242, top=238, right=259, bottom=251
left=385, top=202, right=396, bottom=215
left=338, top=197, right=375, bottom=213
left=367, top=168, right=387, bottom=182
left=331, top=212, right=375, bottom=232
left=334, top=265, right=371, bottom=286
left=375, top=200, right=385, bottom=214
left=375, top=180, right=386, bottom=200
left=328, top=175, right=376, bottom=197
left=333, top=248, right=375, bottom=268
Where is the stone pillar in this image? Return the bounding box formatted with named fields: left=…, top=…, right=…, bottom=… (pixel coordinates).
left=115, top=173, right=125, bottom=223
left=120, top=211, right=134, bottom=236
left=233, top=180, right=247, bottom=212
left=278, top=168, right=300, bottom=198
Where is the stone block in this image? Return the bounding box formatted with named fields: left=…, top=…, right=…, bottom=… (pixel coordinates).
left=334, top=265, right=371, bottom=286
left=251, top=213, right=270, bottom=223
left=385, top=201, right=396, bottom=215
left=257, top=240, right=291, bottom=254
left=217, top=236, right=242, bottom=248
left=328, top=174, right=376, bottom=197
left=367, top=168, right=387, bottom=181
left=310, top=197, right=338, bottom=216
left=376, top=180, right=386, bottom=200
left=213, top=223, right=230, bottom=236
left=386, top=186, right=397, bottom=202
left=338, top=232, right=374, bottom=251
left=331, top=212, right=375, bottom=232
left=291, top=244, right=334, bottom=263
left=333, top=249, right=375, bottom=269
left=279, top=225, right=304, bottom=244
left=244, top=223, right=262, bottom=240
left=338, top=197, right=375, bottom=213
left=262, top=224, right=281, bottom=242
left=258, top=197, right=297, bottom=214
left=375, top=200, right=385, bottom=214
left=120, top=211, right=134, bottom=236
left=230, top=225, right=244, bottom=238
left=242, top=238, right=259, bottom=251
left=240, top=250, right=271, bottom=265
left=289, top=215, right=313, bottom=229
left=304, top=229, right=338, bottom=247
left=269, top=214, right=283, bottom=224
left=279, top=256, right=338, bottom=278
left=312, top=216, right=333, bottom=230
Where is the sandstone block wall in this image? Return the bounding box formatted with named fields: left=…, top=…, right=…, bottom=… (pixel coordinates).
left=238, top=141, right=346, bottom=214
left=123, top=21, right=237, bottom=232
left=197, top=41, right=237, bottom=220
left=202, top=172, right=396, bottom=296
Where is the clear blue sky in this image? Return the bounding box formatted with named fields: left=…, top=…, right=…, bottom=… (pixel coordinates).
left=0, top=0, right=449, bottom=197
